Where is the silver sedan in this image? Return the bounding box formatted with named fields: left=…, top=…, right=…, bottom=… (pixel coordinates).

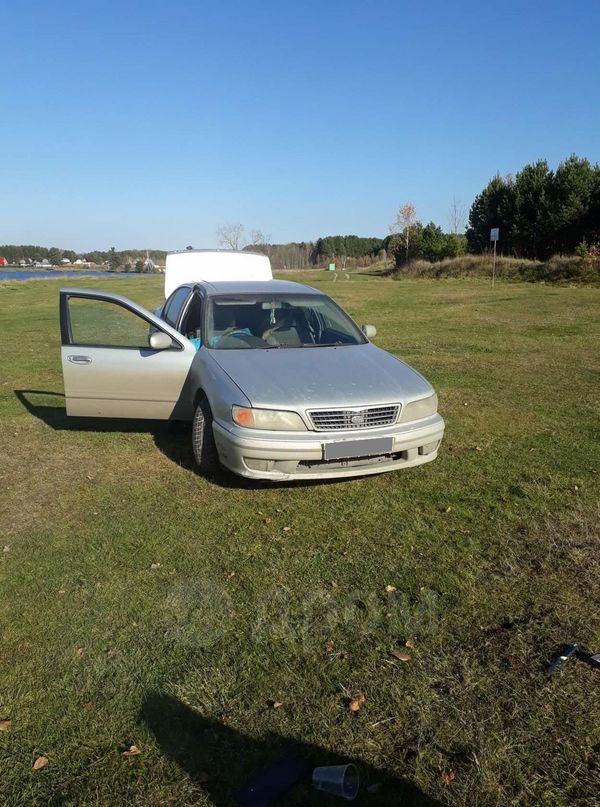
left=59, top=279, right=444, bottom=480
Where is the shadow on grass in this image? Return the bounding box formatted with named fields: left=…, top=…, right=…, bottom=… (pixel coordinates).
left=14, top=390, right=352, bottom=492
left=140, top=693, right=442, bottom=806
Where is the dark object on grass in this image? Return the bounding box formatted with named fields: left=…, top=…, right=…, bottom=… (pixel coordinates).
left=546, top=645, right=600, bottom=676
left=141, top=692, right=445, bottom=806
left=232, top=756, right=308, bottom=806
left=312, top=763, right=360, bottom=801
left=546, top=644, right=578, bottom=677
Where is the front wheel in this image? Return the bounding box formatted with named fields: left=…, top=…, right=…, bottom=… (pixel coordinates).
left=192, top=397, right=218, bottom=475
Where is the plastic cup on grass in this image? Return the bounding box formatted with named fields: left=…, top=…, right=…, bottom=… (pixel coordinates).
left=312, top=763, right=359, bottom=801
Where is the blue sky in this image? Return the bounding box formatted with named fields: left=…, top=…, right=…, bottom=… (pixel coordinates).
left=2, top=0, right=599, bottom=251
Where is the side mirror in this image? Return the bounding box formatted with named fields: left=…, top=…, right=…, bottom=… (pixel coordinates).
left=149, top=331, right=173, bottom=350
left=362, top=324, right=377, bottom=339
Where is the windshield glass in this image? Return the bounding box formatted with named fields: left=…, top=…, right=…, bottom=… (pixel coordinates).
left=206, top=293, right=367, bottom=350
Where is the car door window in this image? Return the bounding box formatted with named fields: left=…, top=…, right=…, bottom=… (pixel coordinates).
left=162, top=287, right=190, bottom=329
left=179, top=293, right=204, bottom=339
left=68, top=297, right=156, bottom=348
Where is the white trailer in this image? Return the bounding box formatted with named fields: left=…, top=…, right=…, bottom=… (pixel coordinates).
left=164, top=249, right=272, bottom=297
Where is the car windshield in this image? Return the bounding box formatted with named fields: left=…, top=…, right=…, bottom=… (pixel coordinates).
left=206, top=293, right=367, bottom=350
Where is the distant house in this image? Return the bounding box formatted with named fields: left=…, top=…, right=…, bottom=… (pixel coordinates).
left=74, top=258, right=84, bottom=265
left=61, top=258, right=70, bottom=264
left=0, top=256, right=7, bottom=267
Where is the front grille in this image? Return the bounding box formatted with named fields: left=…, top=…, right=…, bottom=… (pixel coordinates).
left=308, top=404, right=400, bottom=431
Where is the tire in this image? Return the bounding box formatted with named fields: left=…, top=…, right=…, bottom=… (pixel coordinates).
left=192, top=396, right=218, bottom=474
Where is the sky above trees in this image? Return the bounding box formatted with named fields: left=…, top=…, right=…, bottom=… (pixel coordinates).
left=2, top=0, right=599, bottom=251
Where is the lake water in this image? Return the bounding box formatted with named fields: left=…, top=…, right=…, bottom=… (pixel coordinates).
left=0, top=270, right=147, bottom=282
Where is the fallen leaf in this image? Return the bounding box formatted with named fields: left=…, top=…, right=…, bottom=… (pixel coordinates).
left=282, top=526, right=291, bottom=532
left=474, top=445, right=482, bottom=452
left=123, top=745, right=141, bottom=757
left=150, top=563, right=161, bottom=570
left=2, top=546, right=10, bottom=553
left=226, top=571, right=236, bottom=579
left=405, top=639, right=416, bottom=650
left=325, top=639, right=335, bottom=653
left=390, top=649, right=411, bottom=662
left=329, top=580, right=338, bottom=588
left=441, top=769, right=456, bottom=785
left=32, top=756, right=49, bottom=770
left=263, top=517, right=272, bottom=525
left=0, top=720, right=12, bottom=731
left=445, top=506, right=453, bottom=513
left=384, top=584, right=397, bottom=593
left=349, top=691, right=366, bottom=712
left=267, top=699, right=283, bottom=709
left=75, top=646, right=85, bottom=658
left=58, top=588, right=66, bottom=595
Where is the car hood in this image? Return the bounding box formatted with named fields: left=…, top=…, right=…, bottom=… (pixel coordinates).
left=210, top=343, right=432, bottom=410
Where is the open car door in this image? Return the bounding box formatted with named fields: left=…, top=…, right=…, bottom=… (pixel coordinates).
left=59, top=288, right=197, bottom=419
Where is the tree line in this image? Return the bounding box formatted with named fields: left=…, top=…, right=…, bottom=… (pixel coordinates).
left=3, top=155, right=598, bottom=271
left=466, top=155, right=600, bottom=259
left=0, top=245, right=167, bottom=269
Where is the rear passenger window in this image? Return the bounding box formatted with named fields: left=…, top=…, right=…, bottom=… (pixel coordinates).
left=163, top=287, right=190, bottom=328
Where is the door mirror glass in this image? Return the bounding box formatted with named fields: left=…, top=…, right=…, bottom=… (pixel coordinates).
left=362, top=324, right=377, bottom=339
left=149, top=331, right=173, bottom=350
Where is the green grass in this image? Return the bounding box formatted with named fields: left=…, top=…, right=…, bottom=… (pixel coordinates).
left=1, top=274, right=599, bottom=806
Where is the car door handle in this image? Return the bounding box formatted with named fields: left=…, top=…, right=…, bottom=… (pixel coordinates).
left=67, top=355, right=92, bottom=365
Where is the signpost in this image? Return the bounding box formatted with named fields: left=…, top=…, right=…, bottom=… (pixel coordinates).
left=490, top=228, right=499, bottom=287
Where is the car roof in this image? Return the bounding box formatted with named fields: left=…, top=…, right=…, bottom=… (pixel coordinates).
left=183, top=279, right=322, bottom=296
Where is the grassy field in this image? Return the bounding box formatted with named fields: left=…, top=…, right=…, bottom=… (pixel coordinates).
left=1, top=273, right=599, bottom=806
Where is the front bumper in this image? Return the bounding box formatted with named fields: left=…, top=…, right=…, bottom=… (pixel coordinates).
left=212, top=414, right=445, bottom=480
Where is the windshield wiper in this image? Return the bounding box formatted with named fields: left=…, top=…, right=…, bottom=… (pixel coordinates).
left=300, top=342, right=345, bottom=347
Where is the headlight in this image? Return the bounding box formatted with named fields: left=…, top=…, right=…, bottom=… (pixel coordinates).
left=232, top=406, right=307, bottom=431
left=399, top=393, right=438, bottom=423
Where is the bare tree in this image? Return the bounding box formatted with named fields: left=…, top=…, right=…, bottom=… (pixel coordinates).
left=390, top=202, right=417, bottom=263
left=216, top=223, right=245, bottom=250
left=246, top=229, right=271, bottom=257
left=250, top=229, right=271, bottom=246
left=448, top=197, right=468, bottom=234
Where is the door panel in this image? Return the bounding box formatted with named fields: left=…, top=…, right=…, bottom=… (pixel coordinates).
left=60, top=289, right=196, bottom=419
